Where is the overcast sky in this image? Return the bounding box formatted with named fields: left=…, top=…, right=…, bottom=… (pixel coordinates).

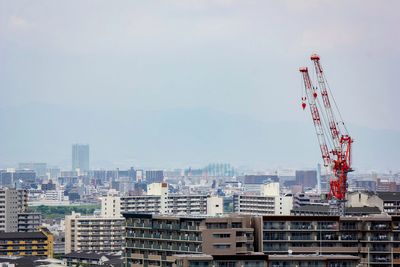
left=0, top=1, right=399, bottom=170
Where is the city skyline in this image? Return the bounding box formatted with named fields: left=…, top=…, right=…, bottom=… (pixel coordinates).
left=1, top=1, right=399, bottom=171
left=1, top=2, right=399, bottom=266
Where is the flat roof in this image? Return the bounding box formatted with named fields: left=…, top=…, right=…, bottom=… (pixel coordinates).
left=0, top=232, right=46, bottom=240
left=63, top=251, right=121, bottom=260
left=269, top=255, right=360, bottom=261
left=377, top=192, right=400, bottom=201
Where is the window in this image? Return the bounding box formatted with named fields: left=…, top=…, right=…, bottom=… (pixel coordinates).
left=216, top=262, right=236, bottom=267
left=232, top=222, right=242, bottom=228
left=213, top=234, right=230, bottom=238
left=206, top=223, right=227, bottom=229
left=189, top=262, right=210, bottom=267
left=244, top=261, right=264, bottom=267
left=213, top=244, right=230, bottom=249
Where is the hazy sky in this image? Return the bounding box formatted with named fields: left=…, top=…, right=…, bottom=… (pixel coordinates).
left=1, top=1, right=399, bottom=170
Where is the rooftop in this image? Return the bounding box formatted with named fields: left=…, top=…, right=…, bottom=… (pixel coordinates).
left=377, top=191, right=400, bottom=201
left=0, top=232, right=46, bottom=240
left=63, top=251, right=122, bottom=260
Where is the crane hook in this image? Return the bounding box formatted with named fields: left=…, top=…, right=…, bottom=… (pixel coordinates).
left=301, top=97, right=306, bottom=110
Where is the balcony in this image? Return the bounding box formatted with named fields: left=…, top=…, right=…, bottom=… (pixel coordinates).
left=289, top=246, right=358, bottom=254
left=370, top=224, right=390, bottom=231
left=148, top=254, right=161, bottom=261
left=263, top=223, right=286, bottom=231
left=290, top=223, right=313, bottom=230
left=371, top=246, right=390, bottom=253
left=341, top=234, right=358, bottom=241
left=236, top=236, right=247, bottom=242
left=371, top=257, right=390, bottom=264
left=236, top=247, right=248, bottom=254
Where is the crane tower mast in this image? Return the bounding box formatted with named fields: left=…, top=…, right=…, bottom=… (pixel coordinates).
left=299, top=54, right=353, bottom=213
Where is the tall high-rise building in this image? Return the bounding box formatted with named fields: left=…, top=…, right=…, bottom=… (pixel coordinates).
left=145, top=170, right=164, bottom=183
left=72, top=144, right=89, bottom=171
left=0, top=188, right=28, bottom=232
left=18, top=162, right=47, bottom=178
left=295, top=170, right=317, bottom=189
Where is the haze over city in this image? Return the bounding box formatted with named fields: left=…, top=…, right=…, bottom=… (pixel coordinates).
left=1, top=1, right=399, bottom=171
left=2, top=1, right=400, bottom=267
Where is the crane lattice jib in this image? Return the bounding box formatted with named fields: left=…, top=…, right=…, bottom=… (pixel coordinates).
left=299, top=67, right=331, bottom=167
left=311, top=54, right=341, bottom=154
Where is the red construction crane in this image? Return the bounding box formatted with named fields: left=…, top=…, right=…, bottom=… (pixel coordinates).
left=299, top=54, right=353, bottom=203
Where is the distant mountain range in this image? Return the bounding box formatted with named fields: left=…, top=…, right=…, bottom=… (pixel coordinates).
left=0, top=103, right=398, bottom=171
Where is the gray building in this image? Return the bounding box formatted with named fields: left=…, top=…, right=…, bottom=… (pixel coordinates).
left=17, top=212, right=42, bottom=232
left=0, top=188, right=28, bottom=232
left=145, top=170, right=164, bottom=183
left=0, top=170, right=36, bottom=187
left=18, top=163, right=47, bottom=178
left=72, top=144, right=89, bottom=171
left=124, top=213, right=255, bottom=267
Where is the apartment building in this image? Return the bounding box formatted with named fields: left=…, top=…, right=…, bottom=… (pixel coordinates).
left=175, top=254, right=268, bottom=267
left=167, top=194, right=209, bottom=214
left=233, top=195, right=275, bottom=215
left=124, top=213, right=400, bottom=267
left=345, top=191, right=400, bottom=215
left=233, top=183, right=293, bottom=215
left=174, top=254, right=360, bottom=267
left=260, top=215, right=400, bottom=266
left=377, top=192, right=400, bottom=215
left=64, top=212, right=125, bottom=254
left=0, top=188, right=28, bottom=232
left=62, top=251, right=123, bottom=266
left=0, top=227, right=53, bottom=257
left=124, top=213, right=257, bottom=267
left=233, top=194, right=293, bottom=215
left=291, top=205, right=381, bottom=216
left=17, top=212, right=42, bottom=232
left=101, top=184, right=223, bottom=217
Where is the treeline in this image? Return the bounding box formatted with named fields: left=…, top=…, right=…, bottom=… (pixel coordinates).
left=28, top=205, right=100, bottom=219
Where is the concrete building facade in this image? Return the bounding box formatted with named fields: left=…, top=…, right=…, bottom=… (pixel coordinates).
left=101, top=185, right=223, bottom=217
left=0, top=227, right=53, bottom=257
left=233, top=183, right=293, bottom=215
left=123, top=213, right=400, bottom=267
left=17, top=212, right=42, bottom=232
left=124, top=213, right=257, bottom=267
left=71, top=144, right=89, bottom=172
left=64, top=212, right=125, bottom=254
left=0, top=188, right=28, bottom=232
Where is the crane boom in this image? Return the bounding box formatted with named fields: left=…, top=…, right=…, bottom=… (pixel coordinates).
left=299, top=67, right=331, bottom=167
left=311, top=54, right=341, bottom=153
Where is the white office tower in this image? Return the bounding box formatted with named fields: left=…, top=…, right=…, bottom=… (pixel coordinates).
left=274, top=194, right=293, bottom=215
left=262, top=182, right=293, bottom=215
left=261, top=182, right=280, bottom=197
left=101, top=189, right=122, bottom=218
left=147, top=182, right=168, bottom=213
left=206, top=196, right=223, bottom=216
left=147, top=182, right=168, bottom=196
